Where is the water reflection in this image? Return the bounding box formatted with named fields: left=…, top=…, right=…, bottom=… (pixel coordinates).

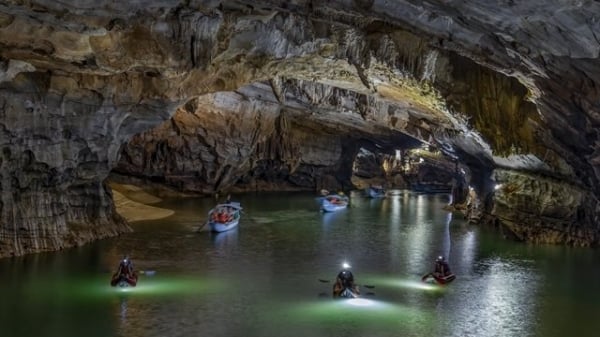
left=210, top=229, right=239, bottom=249
left=321, top=211, right=347, bottom=230
left=274, top=298, right=434, bottom=337
left=443, top=258, right=540, bottom=337
left=442, top=212, right=452, bottom=260
left=118, top=295, right=128, bottom=322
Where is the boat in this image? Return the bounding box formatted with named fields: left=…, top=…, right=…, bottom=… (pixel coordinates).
left=321, top=194, right=349, bottom=212
left=110, top=272, right=138, bottom=287
left=421, top=272, right=456, bottom=285
left=366, top=186, right=386, bottom=198
left=207, top=202, right=242, bottom=233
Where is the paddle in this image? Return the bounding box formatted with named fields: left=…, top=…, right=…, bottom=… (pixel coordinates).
left=196, top=206, right=216, bottom=232
left=318, top=279, right=375, bottom=289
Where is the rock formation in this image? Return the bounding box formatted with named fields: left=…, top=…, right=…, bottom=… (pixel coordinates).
left=113, top=80, right=423, bottom=195
left=1, top=0, right=600, bottom=256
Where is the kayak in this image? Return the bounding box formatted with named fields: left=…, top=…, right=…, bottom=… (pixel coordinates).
left=422, top=272, right=456, bottom=285
left=111, top=273, right=138, bottom=287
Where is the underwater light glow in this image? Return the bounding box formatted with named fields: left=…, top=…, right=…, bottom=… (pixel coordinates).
left=278, top=297, right=433, bottom=330
left=105, top=277, right=220, bottom=296
left=368, top=276, right=444, bottom=292
left=51, top=274, right=229, bottom=301
left=336, top=297, right=393, bottom=310
left=342, top=262, right=351, bottom=269
left=346, top=298, right=374, bottom=307
left=396, top=279, right=440, bottom=291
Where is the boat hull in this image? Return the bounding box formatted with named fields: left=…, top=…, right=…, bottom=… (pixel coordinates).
left=321, top=195, right=348, bottom=212
left=322, top=202, right=347, bottom=212
left=207, top=202, right=242, bottom=233
left=208, top=219, right=240, bottom=233
left=422, top=272, right=456, bottom=285
left=111, top=273, right=138, bottom=287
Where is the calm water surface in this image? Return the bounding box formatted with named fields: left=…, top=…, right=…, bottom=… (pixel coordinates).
left=1, top=190, right=599, bottom=337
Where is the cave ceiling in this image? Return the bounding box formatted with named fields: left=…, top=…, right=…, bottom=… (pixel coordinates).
left=1, top=0, right=596, bottom=176
left=1, top=0, right=600, bottom=254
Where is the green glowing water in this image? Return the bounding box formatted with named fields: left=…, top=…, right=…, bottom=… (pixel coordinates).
left=1, top=190, right=599, bottom=337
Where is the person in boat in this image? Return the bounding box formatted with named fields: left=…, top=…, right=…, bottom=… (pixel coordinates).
left=333, top=268, right=360, bottom=298
left=111, top=255, right=136, bottom=286
left=217, top=208, right=227, bottom=223
left=433, top=255, right=452, bottom=277
left=116, top=255, right=134, bottom=278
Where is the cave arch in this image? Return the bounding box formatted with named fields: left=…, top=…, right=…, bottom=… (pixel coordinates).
left=1, top=1, right=599, bottom=256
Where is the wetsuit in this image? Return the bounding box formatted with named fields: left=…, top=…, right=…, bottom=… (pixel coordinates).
left=434, top=260, right=451, bottom=276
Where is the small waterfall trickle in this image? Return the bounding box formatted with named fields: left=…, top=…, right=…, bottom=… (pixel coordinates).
left=421, top=49, right=439, bottom=83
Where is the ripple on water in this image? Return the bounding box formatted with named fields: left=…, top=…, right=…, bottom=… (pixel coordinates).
left=438, top=257, right=541, bottom=337
left=260, top=297, right=436, bottom=337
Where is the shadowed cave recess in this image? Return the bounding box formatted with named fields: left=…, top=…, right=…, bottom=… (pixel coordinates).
left=1, top=0, right=600, bottom=257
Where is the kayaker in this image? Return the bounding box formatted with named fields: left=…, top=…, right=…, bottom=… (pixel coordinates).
left=111, top=255, right=139, bottom=287
left=433, top=256, right=451, bottom=277
left=115, top=256, right=134, bottom=279
left=333, top=268, right=360, bottom=297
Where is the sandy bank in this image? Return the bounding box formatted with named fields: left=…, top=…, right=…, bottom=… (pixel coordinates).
left=110, top=183, right=175, bottom=222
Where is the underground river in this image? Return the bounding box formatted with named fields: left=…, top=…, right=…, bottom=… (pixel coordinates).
left=1, top=190, right=599, bottom=337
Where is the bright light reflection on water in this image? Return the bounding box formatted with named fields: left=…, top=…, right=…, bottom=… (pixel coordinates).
left=19, top=274, right=226, bottom=303
left=100, top=276, right=223, bottom=297
left=278, top=297, right=433, bottom=331
left=367, top=275, right=445, bottom=292
left=345, top=298, right=377, bottom=307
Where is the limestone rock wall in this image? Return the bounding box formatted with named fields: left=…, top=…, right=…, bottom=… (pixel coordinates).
left=352, top=148, right=387, bottom=181
left=0, top=72, right=179, bottom=256
left=1, top=0, right=600, bottom=255
left=490, top=169, right=600, bottom=246
left=114, top=80, right=422, bottom=194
